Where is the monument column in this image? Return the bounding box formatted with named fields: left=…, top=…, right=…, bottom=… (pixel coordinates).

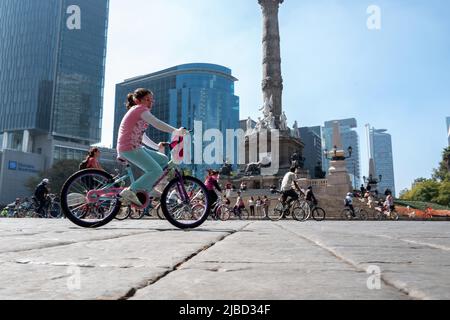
left=259, top=0, right=284, bottom=128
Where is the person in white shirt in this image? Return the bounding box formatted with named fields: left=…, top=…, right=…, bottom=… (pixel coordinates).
left=281, top=167, right=302, bottom=207
left=344, top=192, right=356, bottom=217
left=384, top=190, right=395, bottom=216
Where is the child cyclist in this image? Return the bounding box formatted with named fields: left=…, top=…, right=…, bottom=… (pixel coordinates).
left=117, top=88, right=186, bottom=206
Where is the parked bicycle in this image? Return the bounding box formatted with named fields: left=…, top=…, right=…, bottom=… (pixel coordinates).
left=60, top=133, right=211, bottom=229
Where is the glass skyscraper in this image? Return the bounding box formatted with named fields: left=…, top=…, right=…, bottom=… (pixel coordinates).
left=0, top=0, right=109, bottom=165
left=114, top=63, right=240, bottom=178
left=322, top=118, right=361, bottom=189
left=299, top=126, right=323, bottom=179
left=369, top=127, right=396, bottom=196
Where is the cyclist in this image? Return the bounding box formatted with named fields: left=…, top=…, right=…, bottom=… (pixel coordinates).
left=34, top=179, right=50, bottom=217
left=344, top=192, right=356, bottom=218
left=384, top=190, right=395, bottom=217
left=204, top=169, right=222, bottom=209
left=305, top=186, right=318, bottom=206
left=281, top=167, right=302, bottom=209
left=233, top=191, right=246, bottom=217
left=116, top=88, right=186, bottom=206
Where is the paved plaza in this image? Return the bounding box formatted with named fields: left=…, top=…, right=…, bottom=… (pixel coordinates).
left=0, top=219, right=449, bottom=300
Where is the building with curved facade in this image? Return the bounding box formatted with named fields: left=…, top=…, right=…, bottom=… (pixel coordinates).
left=114, top=63, right=240, bottom=178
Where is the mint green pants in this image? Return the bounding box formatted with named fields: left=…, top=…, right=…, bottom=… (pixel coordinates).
left=121, top=147, right=169, bottom=193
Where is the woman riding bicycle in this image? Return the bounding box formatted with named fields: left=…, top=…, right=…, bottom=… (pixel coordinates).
left=116, top=88, right=186, bottom=207
left=204, top=169, right=222, bottom=209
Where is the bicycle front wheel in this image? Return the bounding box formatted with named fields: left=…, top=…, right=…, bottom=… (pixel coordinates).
left=312, top=207, right=326, bottom=221
left=48, top=202, right=62, bottom=218
left=292, top=205, right=307, bottom=221
left=155, top=203, right=166, bottom=220
left=129, top=208, right=146, bottom=220
left=239, top=209, right=250, bottom=220
left=216, top=205, right=231, bottom=221
left=160, top=176, right=210, bottom=229
left=115, top=206, right=131, bottom=220
left=60, top=169, right=121, bottom=228
left=358, top=209, right=368, bottom=220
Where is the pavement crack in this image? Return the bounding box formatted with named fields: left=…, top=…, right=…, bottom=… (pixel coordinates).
left=0, top=231, right=151, bottom=255
left=119, top=223, right=253, bottom=300
left=276, top=224, right=419, bottom=300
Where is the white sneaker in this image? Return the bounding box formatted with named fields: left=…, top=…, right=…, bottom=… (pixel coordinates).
left=120, top=188, right=143, bottom=207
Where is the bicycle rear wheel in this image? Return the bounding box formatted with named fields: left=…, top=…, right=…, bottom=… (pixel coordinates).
left=160, top=175, right=210, bottom=229
left=390, top=211, right=399, bottom=221
left=312, top=207, right=326, bottom=221
left=268, top=202, right=284, bottom=221
left=60, top=169, right=121, bottom=228
left=341, top=209, right=352, bottom=220
left=216, top=205, right=231, bottom=221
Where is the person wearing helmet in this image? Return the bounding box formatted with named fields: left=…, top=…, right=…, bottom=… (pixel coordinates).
left=344, top=192, right=355, bottom=217
left=34, top=179, right=50, bottom=217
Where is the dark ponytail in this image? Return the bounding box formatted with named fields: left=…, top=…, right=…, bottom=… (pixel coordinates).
left=126, top=88, right=153, bottom=110
left=85, top=147, right=99, bottom=161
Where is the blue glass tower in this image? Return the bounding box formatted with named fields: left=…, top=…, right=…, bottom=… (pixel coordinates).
left=322, top=119, right=361, bottom=189
left=114, top=63, right=240, bottom=178
left=0, top=0, right=109, bottom=164
left=370, top=128, right=396, bottom=196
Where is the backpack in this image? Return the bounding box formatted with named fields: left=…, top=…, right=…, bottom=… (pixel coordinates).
left=79, top=159, right=89, bottom=170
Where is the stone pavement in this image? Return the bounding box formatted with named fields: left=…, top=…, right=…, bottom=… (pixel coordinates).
left=0, top=219, right=449, bottom=300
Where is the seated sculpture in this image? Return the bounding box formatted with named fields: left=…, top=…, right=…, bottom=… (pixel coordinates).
left=244, top=155, right=272, bottom=176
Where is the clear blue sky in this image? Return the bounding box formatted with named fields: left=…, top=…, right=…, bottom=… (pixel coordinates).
left=102, top=0, right=450, bottom=192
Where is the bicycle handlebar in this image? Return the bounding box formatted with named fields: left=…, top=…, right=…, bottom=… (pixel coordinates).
left=162, top=128, right=193, bottom=151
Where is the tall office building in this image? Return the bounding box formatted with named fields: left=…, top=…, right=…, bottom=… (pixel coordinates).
left=114, top=63, right=240, bottom=178
left=0, top=0, right=109, bottom=161
left=447, top=117, right=450, bottom=146
left=299, top=126, right=324, bottom=178
left=369, top=127, right=396, bottom=196
left=322, top=119, right=361, bottom=188
left=0, top=0, right=109, bottom=204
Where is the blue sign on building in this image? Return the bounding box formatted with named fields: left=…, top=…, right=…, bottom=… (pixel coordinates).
left=8, top=161, right=18, bottom=170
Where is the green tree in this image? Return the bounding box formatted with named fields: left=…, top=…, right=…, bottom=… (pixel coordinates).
left=434, top=180, right=450, bottom=206
left=401, top=179, right=440, bottom=203
left=25, top=160, right=80, bottom=195
left=432, top=147, right=450, bottom=182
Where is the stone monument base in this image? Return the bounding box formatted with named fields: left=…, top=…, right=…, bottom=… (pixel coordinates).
left=326, top=160, right=352, bottom=197
left=244, top=130, right=304, bottom=178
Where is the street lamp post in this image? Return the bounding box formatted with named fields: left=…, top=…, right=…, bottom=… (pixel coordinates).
left=324, top=146, right=353, bottom=161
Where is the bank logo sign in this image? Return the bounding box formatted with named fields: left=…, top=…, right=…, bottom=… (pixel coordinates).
left=7, top=161, right=39, bottom=173
left=8, top=161, right=18, bottom=170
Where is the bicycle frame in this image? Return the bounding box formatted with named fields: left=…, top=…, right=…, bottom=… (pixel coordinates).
left=91, top=162, right=191, bottom=208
